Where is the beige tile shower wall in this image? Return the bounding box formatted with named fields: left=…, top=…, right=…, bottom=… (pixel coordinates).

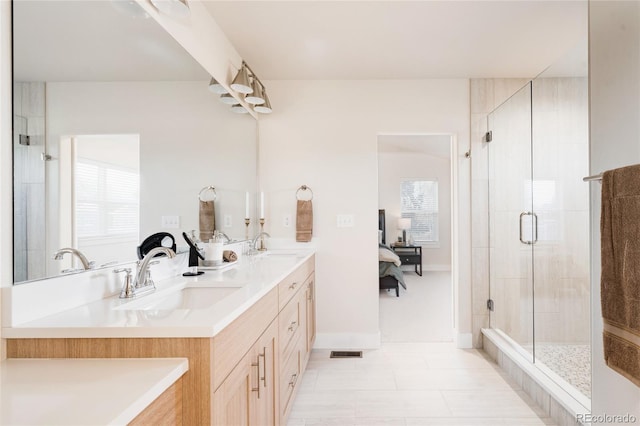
left=12, top=82, right=46, bottom=282
left=531, top=77, right=590, bottom=345
left=470, top=79, right=529, bottom=348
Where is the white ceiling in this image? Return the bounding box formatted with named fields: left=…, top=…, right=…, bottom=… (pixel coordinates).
left=204, top=0, right=588, bottom=80
left=378, top=135, right=451, bottom=159
left=13, top=1, right=209, bottom=82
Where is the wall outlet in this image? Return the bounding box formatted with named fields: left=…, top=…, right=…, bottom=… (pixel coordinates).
left=283, top=214, right=291, bottom=228
left=161, top=215, right=180, bottom=229
left=336, top=214, right=355, bottom=228
left=224, top=214, right=232, bottom=228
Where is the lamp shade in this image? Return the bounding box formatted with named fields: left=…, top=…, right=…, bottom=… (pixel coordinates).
left=230, top=66, right=253, bottom=94
left=208, top=77, right=227, bottom=94
left=245, top=80, right=265, bottom=105
left=219, top=93, right=239, bottom=105
left=230, top=104, right=249, bottom=114
left=397, top=218, right=412, bottom=230
left=253, top=91, right=272, bottom=114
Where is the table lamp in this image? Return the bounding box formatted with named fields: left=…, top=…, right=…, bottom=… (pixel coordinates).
left=397, top=218, right=412, bottom=245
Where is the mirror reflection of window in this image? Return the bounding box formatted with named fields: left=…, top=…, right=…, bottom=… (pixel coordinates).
left=60, top=134, right=140, bottom=271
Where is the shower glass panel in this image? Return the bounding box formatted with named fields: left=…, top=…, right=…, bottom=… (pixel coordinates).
left=487, top=39, right=591, bottom=402
left=531, top=59, right=590, bottom=398
left=488, top=82, right=534, bottom=362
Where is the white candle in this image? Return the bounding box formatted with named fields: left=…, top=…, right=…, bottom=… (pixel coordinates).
left=245, top=192, right=250, bottom=218
left=260, top=192, right=264, bottom=219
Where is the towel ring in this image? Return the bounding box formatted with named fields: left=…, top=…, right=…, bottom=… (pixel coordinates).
left=296, top=185, right=313, bottom=201
left=198, top=186, right=217, bottom=202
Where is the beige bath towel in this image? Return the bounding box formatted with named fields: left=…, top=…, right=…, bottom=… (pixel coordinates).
left=601, top=164, right=640, bottom=387
left=296, top=200, right=313, bottom=242
left=199, top=200, right=215, bottom=242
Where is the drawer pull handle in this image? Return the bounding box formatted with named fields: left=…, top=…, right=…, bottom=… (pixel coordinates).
left=289, top=373, right=298, bottom=388
left=288, top=321, right=298, bottom=332
left=289, top=282, right=298, bottom=290
left=259, top=348, right=266, bottom=388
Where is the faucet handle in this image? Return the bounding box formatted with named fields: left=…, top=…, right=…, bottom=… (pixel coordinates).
left=114, top=268, right=135, bottom=299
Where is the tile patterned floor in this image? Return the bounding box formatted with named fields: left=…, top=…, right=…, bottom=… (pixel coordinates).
left=288, top=271, right=556, bottom=425
left=288, top=343, right=557, bottom=426
left=534, top=344, right=591, bottom=399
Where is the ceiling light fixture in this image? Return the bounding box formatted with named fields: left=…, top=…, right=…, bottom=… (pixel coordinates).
left=253, top=91, right=272, bottom=114
left=230, top=104, right=249, bottom=114
left=208, top=78, right=227, bottom=94
left=230, top=64, right=253, bottom=94
left=219, top=93, right=240, bottom=105
left=149, top=0, right=190, bottom=18
left=244, top=80, right=265, bottom=105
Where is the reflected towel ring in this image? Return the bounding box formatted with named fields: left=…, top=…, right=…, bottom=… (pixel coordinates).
left=296, top=185, right=313, bottom=201
left=199, top=186, right=217, bottom=202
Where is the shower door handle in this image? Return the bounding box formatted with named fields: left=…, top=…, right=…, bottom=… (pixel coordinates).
left=532, top=212, right=538, bottom=244
left=519, top=212, right=535, bottom=245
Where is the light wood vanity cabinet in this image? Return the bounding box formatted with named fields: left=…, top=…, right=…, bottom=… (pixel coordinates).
left=213, top=319, right=278, bottom=426
left=6, top=255, right=316, bottom=426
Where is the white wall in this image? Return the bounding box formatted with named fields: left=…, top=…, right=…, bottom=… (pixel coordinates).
left=259, top=79, right=470, bottom=348
left=378, top=151, right=452, bottom=270
left=45, top=81, right=257, bottom=275
left=0, top=0, right=12, bottom=359
left=589, top=1, right=640, bottom=422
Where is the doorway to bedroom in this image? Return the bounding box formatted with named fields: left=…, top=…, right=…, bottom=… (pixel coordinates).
left=377, top=134, right=454, bottom=343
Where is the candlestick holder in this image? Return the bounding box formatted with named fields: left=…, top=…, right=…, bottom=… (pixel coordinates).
left=258, top=218, right=266, bottom=251
left=244, top=218, right=250, bottom=240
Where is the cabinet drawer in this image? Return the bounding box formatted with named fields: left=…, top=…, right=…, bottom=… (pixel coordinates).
left=278, top=256, right=314, bottom=310
left=279, top=296, right=302, bottom=362
left=399, top=255, right=420, bottom=264
left=279, top=346, right=301, bottom=422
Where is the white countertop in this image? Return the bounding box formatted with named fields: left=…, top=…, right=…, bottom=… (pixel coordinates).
left=1, top=357, right=188, bottom=425
left=2, top=250, right=314, bottom=339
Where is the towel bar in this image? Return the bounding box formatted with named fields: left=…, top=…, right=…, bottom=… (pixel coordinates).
left=583, top=174, right=603, bottom=182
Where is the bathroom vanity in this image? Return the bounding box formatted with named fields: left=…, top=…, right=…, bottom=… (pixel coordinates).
left=4, top=251, right=316, bottom=425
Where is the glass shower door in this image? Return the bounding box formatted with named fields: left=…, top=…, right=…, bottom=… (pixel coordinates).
left=488, top=82, right=535, bottom=361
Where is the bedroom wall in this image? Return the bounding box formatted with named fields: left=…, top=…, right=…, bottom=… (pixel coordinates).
left=258, top=79, right=471, bottom=348
left=378, top=150, right=452, bottom=270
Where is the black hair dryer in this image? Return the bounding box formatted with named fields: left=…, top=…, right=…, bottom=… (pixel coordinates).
left=182, top=231, right=205, bottom=277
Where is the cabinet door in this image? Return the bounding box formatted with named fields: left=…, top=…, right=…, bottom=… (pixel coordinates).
left=305, top=274, right=316, bottom=361
left=213, top=320, right=278, bottom=426
left=212, top=350, right=252, bottom=426
left=250, top=319, right=279, bottom=426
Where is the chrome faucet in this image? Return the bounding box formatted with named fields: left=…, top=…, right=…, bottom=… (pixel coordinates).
left=251, top=232, right=271, bottom=252
left=53, top=247, right=94, bottom=270
left=134, top=246, right=176, bottom=289
left=218, top=232, right=232, bottom=243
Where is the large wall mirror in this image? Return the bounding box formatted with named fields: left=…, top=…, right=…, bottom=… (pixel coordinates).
left=12, top=0, right=258, bottom=284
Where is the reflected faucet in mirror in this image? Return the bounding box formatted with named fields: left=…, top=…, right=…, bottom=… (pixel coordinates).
left=53, top=248, right=94, bottom=272
left=251, top=232, right=270, bottom=253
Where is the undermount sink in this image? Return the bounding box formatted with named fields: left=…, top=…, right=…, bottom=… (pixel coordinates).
left=114, top=283, right=242, bottom=311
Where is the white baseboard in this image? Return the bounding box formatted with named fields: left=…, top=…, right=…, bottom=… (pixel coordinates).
left=456, top=332, right=473, bottom=348
left=314, top=332, right=381, bottom=350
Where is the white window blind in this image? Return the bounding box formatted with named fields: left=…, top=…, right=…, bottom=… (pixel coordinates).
left=75, top=159, right=139, bottom=239
left=401, top=179, right=438, bottom=243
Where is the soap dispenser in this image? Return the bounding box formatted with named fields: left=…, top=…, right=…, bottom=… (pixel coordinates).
left=182, top=231, right=205, bottom=276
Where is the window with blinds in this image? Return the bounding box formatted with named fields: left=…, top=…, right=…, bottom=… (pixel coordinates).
left=400, top=179, right=438, bottom=243
left=75, top=159, right=139, bottom=239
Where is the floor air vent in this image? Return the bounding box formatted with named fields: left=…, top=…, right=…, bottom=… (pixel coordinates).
left=330, top=350, right=363, bottom=359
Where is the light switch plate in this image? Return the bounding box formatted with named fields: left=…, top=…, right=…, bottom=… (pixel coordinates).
left=283, top=214, right=291, bottom=228
left=224, top=214, right=232, bottom=228
left=161, top=215, right=180, bottom=229
left=336, top=214, right=355, bottom=228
